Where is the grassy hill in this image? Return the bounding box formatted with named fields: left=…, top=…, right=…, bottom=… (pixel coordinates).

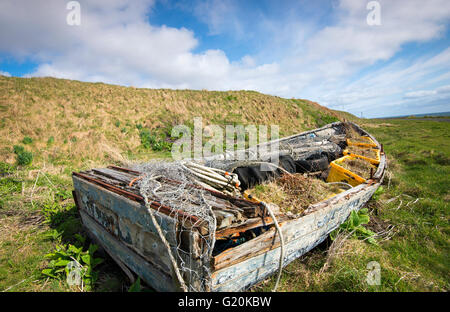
left=0, top=75, right=351, bottom=291
left=0, top=75, right=448, bottom=292
left=0, top=75, right=345, bottom=169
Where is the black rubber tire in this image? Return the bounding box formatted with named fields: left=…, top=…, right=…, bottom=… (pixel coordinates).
left=295, top=154, right=329, bottom=173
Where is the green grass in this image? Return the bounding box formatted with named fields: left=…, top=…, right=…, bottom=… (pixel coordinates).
left=2, top=117, right=447, bottom=292
left=254, top=118, right=449, bottom=292
left=0, top=75, right=448, bottom=292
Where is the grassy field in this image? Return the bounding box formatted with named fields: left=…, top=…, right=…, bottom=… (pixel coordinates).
left=0, top=76, right=448, bottom=292
left=257, top=118, right=450, bottom=292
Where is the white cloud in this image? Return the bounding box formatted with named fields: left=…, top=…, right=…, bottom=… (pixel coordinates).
left=404, top=90, right=437, bottom=99
left=0, top=0, right=449, bottom=117
left=0, top=70, right=11, bottom=77
left=404, top=84, right=450, bottom=98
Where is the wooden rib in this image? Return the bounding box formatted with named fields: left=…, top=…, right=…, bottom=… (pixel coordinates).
left=214, top=215, right=290, bottom=239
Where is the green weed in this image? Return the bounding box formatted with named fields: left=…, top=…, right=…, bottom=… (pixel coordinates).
left=13, top=145, right=33, bottom=166
left=41, top=240, right=103, bottom=291
left=22, top=136, right=33, bottom=144
left=331, top=208, right=378, bottom=245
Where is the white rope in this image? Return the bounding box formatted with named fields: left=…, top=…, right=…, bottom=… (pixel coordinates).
left=261, top=201, right=284, bottom=292
left=141, top=177, right=188, bottom=292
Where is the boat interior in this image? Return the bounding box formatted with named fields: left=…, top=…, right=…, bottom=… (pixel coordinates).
left=73, top=122, right=384, bottom=261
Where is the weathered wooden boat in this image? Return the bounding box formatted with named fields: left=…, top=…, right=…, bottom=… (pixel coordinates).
left=71, top=121, right=386, bottom=292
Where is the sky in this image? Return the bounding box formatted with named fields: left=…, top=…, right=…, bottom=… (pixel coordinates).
left=0, top=0, right=449, bottom=118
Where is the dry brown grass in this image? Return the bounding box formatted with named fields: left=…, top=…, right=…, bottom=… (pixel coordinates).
left=340, top=157, right=374, bottom=179
left=247, top=173, right=344, bottom=214
left=0, top=76, right=348, bottom=169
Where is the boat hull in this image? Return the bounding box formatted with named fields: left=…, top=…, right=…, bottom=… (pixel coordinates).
left=210, top=181, right=380, bottom=291
left=72, top=121, right=386, bottom=292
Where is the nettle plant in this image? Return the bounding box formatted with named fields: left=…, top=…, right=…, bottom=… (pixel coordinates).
left=331, top=208, right=377, bottom=245
left=42, top=235, right=103, bottom=291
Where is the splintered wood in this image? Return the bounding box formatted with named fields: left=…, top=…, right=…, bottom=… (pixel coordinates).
left=247, top=174, right=343, bottom=215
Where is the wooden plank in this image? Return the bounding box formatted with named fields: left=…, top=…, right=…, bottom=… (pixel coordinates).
left=214, top=210, right=237, bottom=229
left=214, top=215, right=291, bottom=239
left=107, top=165, right=141, bottom=175
left=73, top=175, right=179, bottom=245
left=91, top=167, right=137, bottom=185
left=79, top=209, right=178, bottom=292
left=177, top=229, right=209, bottom=291
left=212, top=225, right=329, bottom=291
left=116, top=215, right=173, bottom=273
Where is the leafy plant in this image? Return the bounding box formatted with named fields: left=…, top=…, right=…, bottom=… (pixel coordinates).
left=225, top=94, right=237, bottom=102
left=372, top=186, right=384, bottom=201
left=47, top=136, right=55, bottom=145
left=13, top=145, right=24, bottom=154
left=13, top=144, right=33, bottom=166
left=0, top=177, right=22, bottom=197
left=16, top=151, right=33, bottom=166
left=128, top=277, right=141, bottom=292
left=42, top=202, right=65, bottom=225
left=55, top=189, right=72, bottom=200
left=22, top=136, right=33, bottom=144
left=42, top=200, right=80, bottom=239
left=41, top=241, right=103, bottom=291
left=139, top=128, right=171, bottom=151
left=320, top=114, right=339, bottom=125
left=127, top=277, right=153, bottom=292
left=331, top=208, right=377, bottom=245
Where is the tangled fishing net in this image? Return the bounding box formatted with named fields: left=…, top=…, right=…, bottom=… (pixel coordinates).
left=127, top=123, right=349, bottom=291
left=131, top=160, right=228, bottom=291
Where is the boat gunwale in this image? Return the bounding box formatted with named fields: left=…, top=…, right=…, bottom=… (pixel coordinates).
left=72, top=121, right=387, bottom=292
left=71, top=121, right=386, bottom=226
left=209, top=121, right=386, bottom=273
